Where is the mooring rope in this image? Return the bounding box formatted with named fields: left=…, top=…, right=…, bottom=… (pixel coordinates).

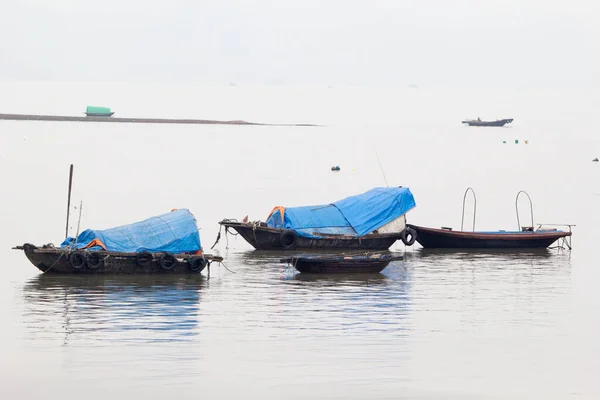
left=210, top=225, right=222, bottom=249
left=219, top=261, right=236, bottom=274
left=42, top=250, right=68, bottom=274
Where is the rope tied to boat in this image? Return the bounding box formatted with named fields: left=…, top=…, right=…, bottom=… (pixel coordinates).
left=219, top=261, right=236, bottom=274
left=42, top=250, right=68, bottom=274
left=251, top=221, right=262, bottom=250
left=211, top=219, right=240, bottom=250
left=210, top=225, right=222, bottom=250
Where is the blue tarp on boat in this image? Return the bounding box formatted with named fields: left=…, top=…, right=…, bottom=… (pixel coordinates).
left=268, top=204, right=356, bottom=237
left=266, top=187, right=416, bottom=238
left=61, top=209, right=202, bottom=253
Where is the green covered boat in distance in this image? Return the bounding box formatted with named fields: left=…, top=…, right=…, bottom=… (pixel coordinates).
left=85, top=106, right=114, bottom=117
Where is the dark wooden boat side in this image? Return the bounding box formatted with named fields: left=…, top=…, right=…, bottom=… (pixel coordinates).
left=219, top=221, right=401, bottom=250
left=407, top=224, right=571, bottom=249
left=281, top=254, right=404, bottom=273
left=14, top=244, right=222, bottom=274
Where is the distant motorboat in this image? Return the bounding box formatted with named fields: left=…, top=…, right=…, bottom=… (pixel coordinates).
left=462, top=118, right=513, bottom=127
left=85, top=106, right=114, bottom=117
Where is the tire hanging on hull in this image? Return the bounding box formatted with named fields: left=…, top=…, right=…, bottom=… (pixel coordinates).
left=400, top=227, right=417, bottom=246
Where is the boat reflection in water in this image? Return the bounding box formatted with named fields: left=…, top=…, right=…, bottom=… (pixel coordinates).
left=408, top=247, right=571, bottom=280
left=22, top=275, right=207, bottom=345
left=233, top=250, right=414, bottom=336
left=412, top=247, right=564, bottom=263
left=414, top=247, right=556, bottom=258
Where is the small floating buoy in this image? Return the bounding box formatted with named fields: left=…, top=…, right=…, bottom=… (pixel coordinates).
left=593, top=158, right=599, bottom=162
left=503, top=140, right=506, bottom=144
left=331, top=165, right=341, bottom=171
left=525, top=140, right=529, bottom=144
left=515, top=139, right=519, bottom=144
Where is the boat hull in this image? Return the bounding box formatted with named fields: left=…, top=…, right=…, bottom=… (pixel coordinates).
left=85, top=112, right=115, bottom=117
left=281, top=254, right=403, bottom=273
left=15, top=244, right=221, bottom=274
left=462, top=118, right=513, bottom=127
left=219, top=222, right=401, bottom=250
left=408, top=224, right=571, bottom=249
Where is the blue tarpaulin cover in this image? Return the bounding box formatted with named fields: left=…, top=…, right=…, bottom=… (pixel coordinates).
left=61, top=209, right=202, bottom=253
left=266, top=187, right=416, bottom=238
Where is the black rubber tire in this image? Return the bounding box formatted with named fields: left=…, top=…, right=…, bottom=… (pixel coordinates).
left=159, top=253, right=177, bottom=271
left=188, top=256, right=207, bottom=273
left=400, top=227, right=417, bottom=246
left=69, top=251, right=87, bottom=270
left=280, top=230, right=298, bottom=249
left=87, top=252, right=102, bottom=269
left=136, top=251, right=153, bottom=268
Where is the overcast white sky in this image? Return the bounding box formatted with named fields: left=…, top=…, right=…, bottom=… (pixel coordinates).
left=1, top=0, right=599, bottom=87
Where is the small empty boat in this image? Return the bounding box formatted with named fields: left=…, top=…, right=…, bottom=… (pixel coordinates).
left=408, top=188, right=573, bottom=250
left=407, top=225, right=572, bottom=249
left=281, top=253, right=403, bottom=273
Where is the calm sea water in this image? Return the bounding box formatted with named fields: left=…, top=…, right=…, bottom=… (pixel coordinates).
left=1, top=82, right=599, bottom=399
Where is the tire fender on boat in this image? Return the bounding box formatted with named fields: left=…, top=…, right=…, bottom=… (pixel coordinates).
left=159, top=253, right=177, bottom=271
left=69, top=251, right=87, bottom=270
left=136, top=251, right=153, bottom=268
left=87, top=251, right=103, bottom=269
left=280, top=230, right=298, bottom=249
left=188, top=256, right=207, bottom=273
left=400, top=227, right=417, bottom=246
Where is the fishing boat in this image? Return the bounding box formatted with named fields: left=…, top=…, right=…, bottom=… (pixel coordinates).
left=281, top=253, right=403, bottom=273
left=85, top=106, right=114, bottom=117
left=407, top=225, right=572, bottom=249
left=461, top=118, right=513, bottom=127
left=408, top=188, right=573, bottom=249
left=14, top=209, right=222, bottom=274
left=216, top=186, right=418, bottom=250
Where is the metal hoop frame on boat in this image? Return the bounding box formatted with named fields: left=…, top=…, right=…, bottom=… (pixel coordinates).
left=515, top=190, right=534, bottom=232
left=461, top=187, right=476, bottom=232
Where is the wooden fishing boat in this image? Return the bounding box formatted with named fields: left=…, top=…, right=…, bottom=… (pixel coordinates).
left=15, top=207, right=222, bottom=274
left=407, top=224, right=571, bottom=249
left=217, top=221, right=407, bottom=250
left=281, top=253, right=403, bottom=273
left=407, top=188, right=574, bottom=250
left=13, top=243, right=222, bottom=274
left=15, top=166, right=222, bottom=275
left=215, top=187, right=418, bottom=250
left=461, top=118, right=513, bottom=127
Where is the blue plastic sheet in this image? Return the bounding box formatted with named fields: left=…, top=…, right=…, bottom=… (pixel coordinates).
left=266, top=187, right=416, bottom=238
left=333, top=187, right=416, bottom=236
left=61, top=209, right=202, bottom=253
